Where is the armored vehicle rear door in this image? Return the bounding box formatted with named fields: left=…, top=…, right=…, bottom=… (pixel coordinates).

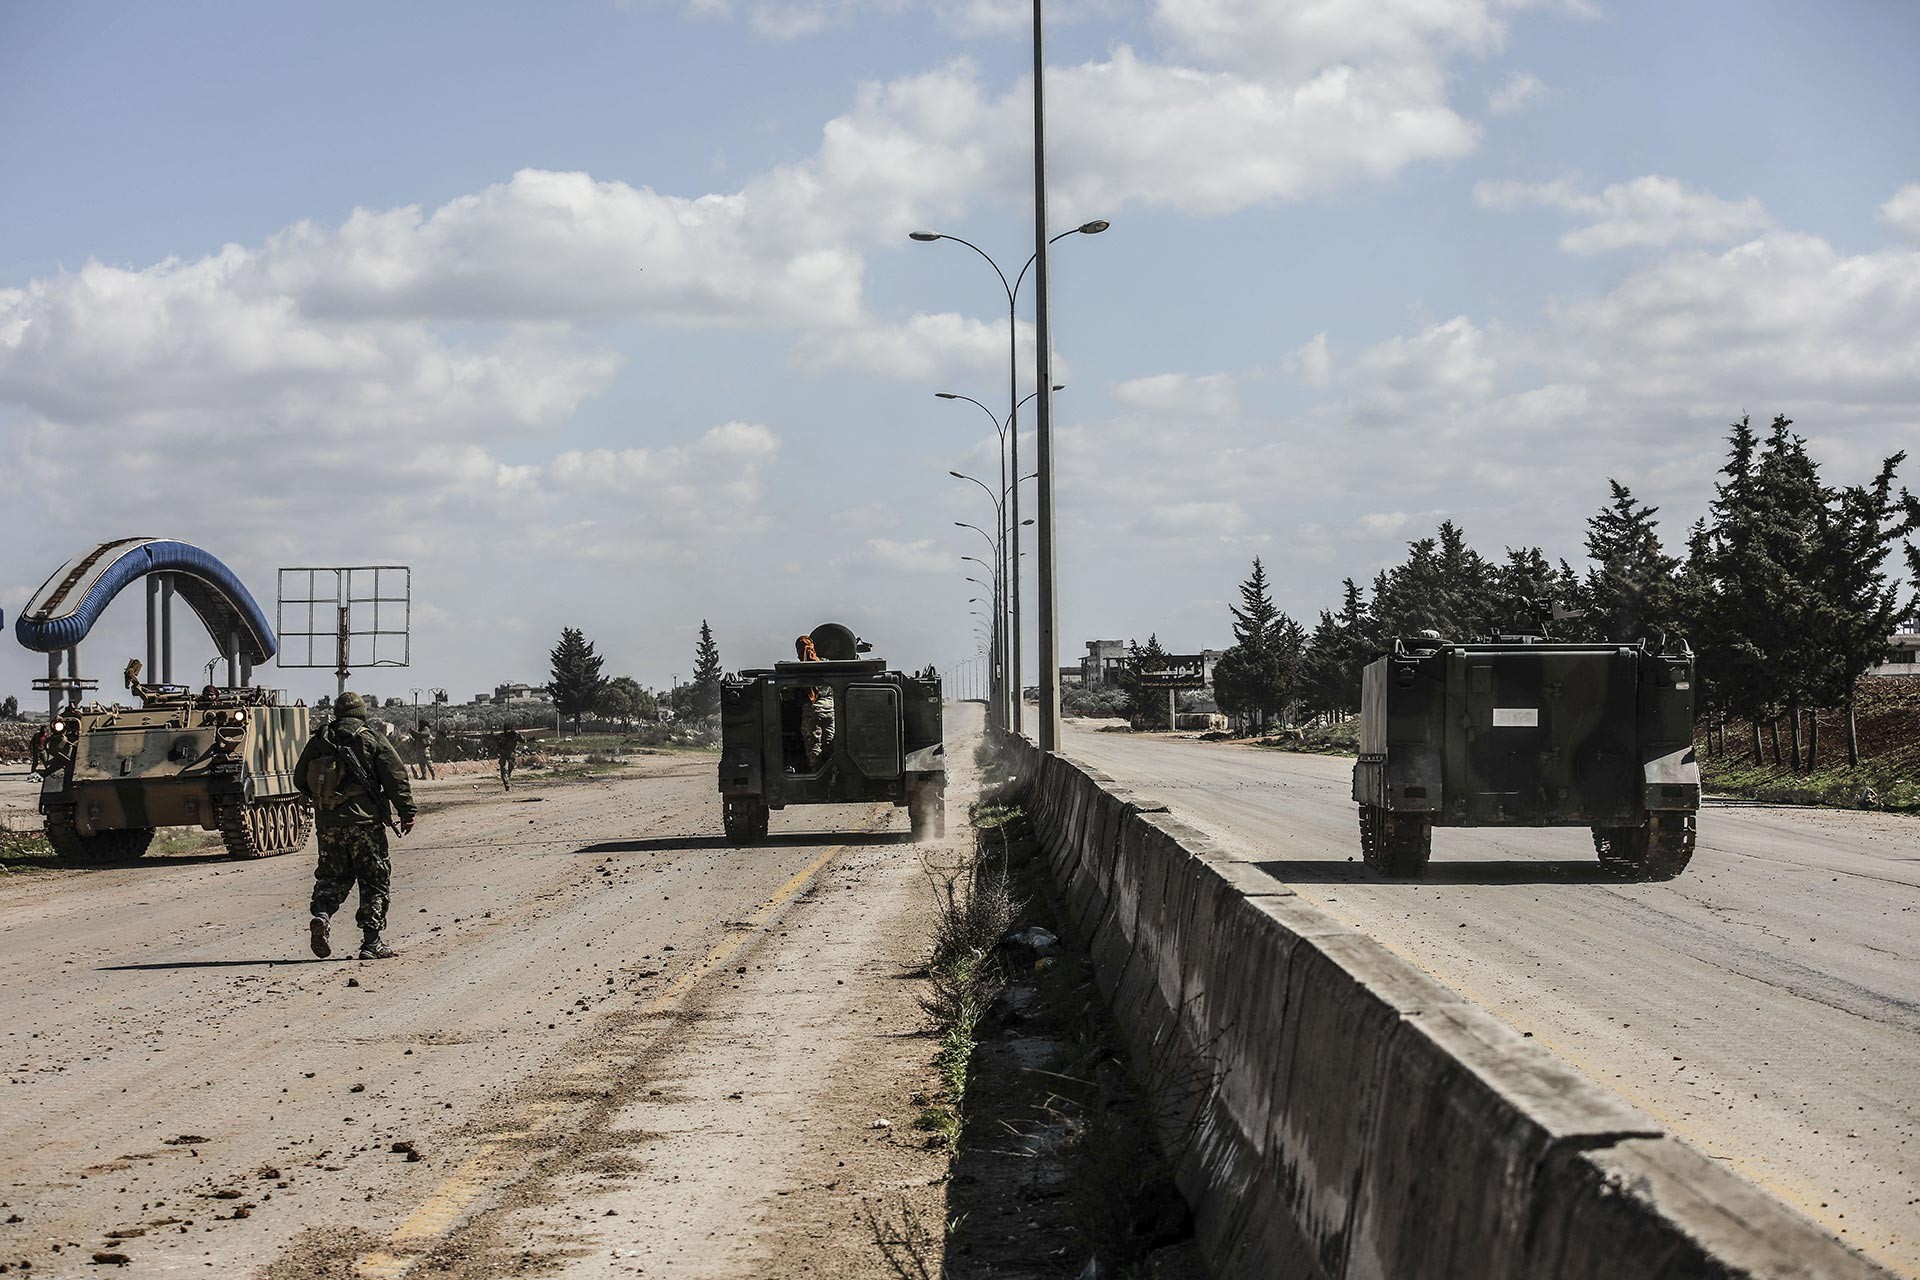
left=1446, top=647, right=1638, bottom=824
left=843, top=684, right=902, bottom=779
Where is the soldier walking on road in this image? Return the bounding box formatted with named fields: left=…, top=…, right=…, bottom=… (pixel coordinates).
left=412, top=720, right=438, bottom=781
left=494, top=727, right=519, bottom=791
left=294, top=692, right=417, bottom=961
left=28, top=724, right=49, bottom=777
left=794, top=635, right=834, bottom=770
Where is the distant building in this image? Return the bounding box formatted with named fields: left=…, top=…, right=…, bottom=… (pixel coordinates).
left=1868, top=632, right=1920, bottom=677
left=1081, top=640, right=1128, bottom=687
left=1079, top=640, right=1226, bottom=690
left=491, top=682, right=552, bottom=705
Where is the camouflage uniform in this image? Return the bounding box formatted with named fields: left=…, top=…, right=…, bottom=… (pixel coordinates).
left=801, top=694, right=834, bottom=769
left=494, top=729, right=518, bottom=790
left=794, top=635, right=834, bottom=769
left=412, top=724, right=437, bottom=781
left=294, top=693, right=417, bottom=957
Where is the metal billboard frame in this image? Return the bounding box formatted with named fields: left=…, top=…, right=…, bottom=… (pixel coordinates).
left=276, top=566, right=411, bottom=696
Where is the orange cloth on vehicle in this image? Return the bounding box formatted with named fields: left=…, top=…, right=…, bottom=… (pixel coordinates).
left=795, top=635, right=823, bottom=701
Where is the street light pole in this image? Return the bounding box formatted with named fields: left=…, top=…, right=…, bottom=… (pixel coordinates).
left=1031, top=0, right=1061, bottom=752
left=913, top=220, right=1104, bottom=739
left=949, top=468, right=1009, bottom=730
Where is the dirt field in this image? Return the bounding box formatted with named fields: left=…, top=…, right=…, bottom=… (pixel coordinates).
left=0, top=711, right=984, bottom=1278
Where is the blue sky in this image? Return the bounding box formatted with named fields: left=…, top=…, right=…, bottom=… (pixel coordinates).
left=3, top=0, right=1917, bottom=706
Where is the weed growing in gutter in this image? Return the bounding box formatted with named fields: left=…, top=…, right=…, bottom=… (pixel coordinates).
left=914, top=804, right=1023, bottom=1152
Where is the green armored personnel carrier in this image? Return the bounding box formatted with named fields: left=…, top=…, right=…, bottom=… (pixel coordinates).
left=1352, top=635, right=1699, bottom=880
left=40, top=685, right=312, bottom=860
left=17, top=537, right=314, bottom=862
left=718, top=623, right=946, bottom=844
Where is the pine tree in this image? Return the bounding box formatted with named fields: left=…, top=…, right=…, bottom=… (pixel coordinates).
left=1299, top=611, right=1346, bottom=718
left=1121, top=635, right=1174, bottom=729
left=547, top=627, right=608, bottom=729
left=1230, top=557, right=1280, bottom=652
left=1807, top=453, right=1920, bottom=765
left=1582, top=481, right=1682, bottom=642
left=689, top=621, right=724, bottom=725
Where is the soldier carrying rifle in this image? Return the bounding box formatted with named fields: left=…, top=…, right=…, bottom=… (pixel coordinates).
left=294, top=692, right=417, bottom=960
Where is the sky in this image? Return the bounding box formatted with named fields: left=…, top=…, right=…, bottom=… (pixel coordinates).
left=2, top=0, right=1917, bottom=708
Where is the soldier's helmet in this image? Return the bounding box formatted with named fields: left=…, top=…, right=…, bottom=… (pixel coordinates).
left=336, top=691, right=369, bottom=719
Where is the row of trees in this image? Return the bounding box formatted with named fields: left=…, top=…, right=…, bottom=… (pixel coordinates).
left=1208, top=416, right=1918, bottom=769
left=546, top=620, right=726, bottom=730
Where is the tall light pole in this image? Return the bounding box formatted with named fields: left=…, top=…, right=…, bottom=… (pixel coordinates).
left=949, top=468, right=1009, bottom=729
left=1031, top=0, right=1068, bottom=751
left=961, top=555, right=1001, bottom=723
left=936, top=384, right=1063, bottom=734
left=912, top=222, right=1105, bottom=738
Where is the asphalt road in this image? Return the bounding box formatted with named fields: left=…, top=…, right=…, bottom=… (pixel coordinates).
left=1062, top=726, right=1920, bottom=1276
left=0, top=738, right=969, bottom=1279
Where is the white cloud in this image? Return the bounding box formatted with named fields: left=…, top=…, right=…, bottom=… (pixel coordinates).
left=1285, top=332, right=1333, bottom=387
left=1114, top=371, right=1238, bottom=418
left=834, top=537, right=957, bottom=576
left=1878, top=183, right=1920, bottom=239
left=790, top=311, right=1041, bottom=383
left=672, top=0, right=1123, bottom=40
left=544, top=423, right=782, bottom=510
left=1359, top=511, right=1414, bottom=536
left=1151, top=0, right=1507, bottom=82
left=1486, top=70, right=1546, bottom=115
left=1048, top=212, right=1920, bottom=610
left=1474, top=174, right=1774, bottom=253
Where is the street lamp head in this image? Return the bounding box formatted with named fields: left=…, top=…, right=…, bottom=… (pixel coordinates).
left=948, top=470, right=964, bottom=479
left=1021, top=518, right=1035, bottom=526
left=934, top=392, right=959, bottom=399
left=909, top=231, right=942, bottom=242
left=1078, top=220, right=1111, bottom=235
left=1052, top=383, right=1066, bottom=391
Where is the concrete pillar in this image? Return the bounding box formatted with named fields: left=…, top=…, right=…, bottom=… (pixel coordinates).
left=46, top=653, right=60, bottom=720
left=226, top=630, right=240, bottom=689
left=160, top=575, right=176, bottom=685
left=146, top=576, right=159, bottom=677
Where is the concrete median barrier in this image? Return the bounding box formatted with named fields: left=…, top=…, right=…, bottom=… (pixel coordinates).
left=1003, top=738, right=1886, bottom=1280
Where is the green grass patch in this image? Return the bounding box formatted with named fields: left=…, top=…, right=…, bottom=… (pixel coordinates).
left=1701, top=756, right=1918, bottom=812
left=1252, top=720, right=1359, bottom=756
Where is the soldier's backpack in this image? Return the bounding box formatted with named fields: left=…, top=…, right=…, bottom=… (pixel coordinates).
left=305, top=722, right=377, bottom=811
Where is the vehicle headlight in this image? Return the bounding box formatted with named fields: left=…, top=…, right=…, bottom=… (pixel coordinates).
left=50, top=720, right=65, bottom=733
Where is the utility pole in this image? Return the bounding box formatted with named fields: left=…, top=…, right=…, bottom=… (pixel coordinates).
left=1031, top=0, right=1062, bottom=751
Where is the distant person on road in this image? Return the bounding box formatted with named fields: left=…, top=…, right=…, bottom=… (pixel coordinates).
left=28, top=724, right=49, bottom=776
left=412, top=720, right=437, bottom=781
left=794, top=635, right=834, bottom=770
left=294, top=691, right=417, bottom=961
left=494, top=727, right=520, bottom=791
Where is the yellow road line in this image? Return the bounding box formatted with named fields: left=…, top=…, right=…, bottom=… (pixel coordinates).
left=352, top=841, right=846, bottom=1278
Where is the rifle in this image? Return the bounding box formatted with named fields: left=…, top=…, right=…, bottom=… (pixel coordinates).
left=325, top=721, right=404, bottom=836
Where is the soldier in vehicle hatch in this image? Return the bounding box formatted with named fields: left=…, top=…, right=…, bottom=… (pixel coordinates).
left=794, top=634, right=834, bottom=770
left=294, top=691, right=417, bottom=961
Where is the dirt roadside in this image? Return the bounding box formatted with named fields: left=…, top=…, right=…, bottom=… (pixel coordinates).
left=0, top=713, right=984, bottom=1279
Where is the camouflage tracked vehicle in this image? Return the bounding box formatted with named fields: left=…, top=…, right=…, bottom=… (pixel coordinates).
left=1352, top=635, right=1700, bottom=880
left=39, top=684, right=312, bottom=861
left=17, top=537, right=313, bottom=862
left=718, top=623, right=945, bottom=844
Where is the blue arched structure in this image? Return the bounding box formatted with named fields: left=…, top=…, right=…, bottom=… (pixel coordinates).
left=15, top=538, right=278, bottom=663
